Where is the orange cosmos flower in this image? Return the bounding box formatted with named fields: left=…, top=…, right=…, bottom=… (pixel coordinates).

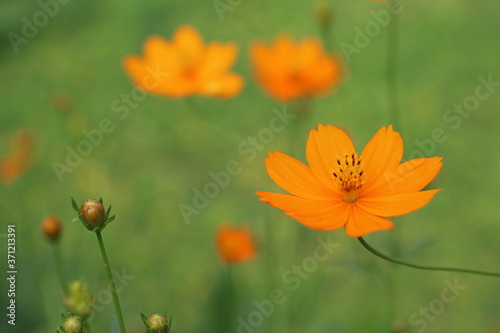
left=42, top=216, right=62, bottom=241
left=216, top=224, right=257, bottom=265
left=256, top=125, right=442, bottom=237
left=123, top=25, right=244, bottom=98
left=0, top=130, right=34, bottom=184
left=250, top=36, right=342, bottom=102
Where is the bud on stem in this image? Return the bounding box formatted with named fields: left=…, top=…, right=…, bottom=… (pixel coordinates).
left=71, top=197, right=115, bottom=232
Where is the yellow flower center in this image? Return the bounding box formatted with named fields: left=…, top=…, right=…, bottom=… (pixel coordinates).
left=332, top=153, right=365, bottom=203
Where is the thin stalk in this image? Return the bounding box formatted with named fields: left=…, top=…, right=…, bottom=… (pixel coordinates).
left=52, top=242, right=69, bottom=295
left=95, top=231, right=126, bottom=333
left=358, top=237, right=500, bottom=278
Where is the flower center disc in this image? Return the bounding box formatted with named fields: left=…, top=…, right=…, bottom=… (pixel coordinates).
left=332, top=153, right=365, bottom=203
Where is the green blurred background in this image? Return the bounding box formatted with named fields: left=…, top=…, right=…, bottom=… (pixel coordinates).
left=1, top=0, right=500, bottom=332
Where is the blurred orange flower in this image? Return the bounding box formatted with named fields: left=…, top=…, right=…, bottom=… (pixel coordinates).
left=41, top=216, right=62, bottom=241
left=250, top=36, right=343, bottom=102
left=256, top=125, right=442, bottom=237
left=216, top=224, right=257, bottom=265
left=123, top=25, right=244, bottom=98
left=0, top=130, right=34, bottom=184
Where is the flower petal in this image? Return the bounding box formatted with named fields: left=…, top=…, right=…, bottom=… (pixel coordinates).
left=362, top=157, right=443, bottom=197
left=143, top=35, right=177, bottom=71
left=257, top=191, right=331, bottom=211
left=172, top=25, right=204, bottom=62
left=306, top=125, right=355, bottom=193
left=361, top=126, right=403, bottom=188
left=265, top=151, right=336, bottom=200
left=297, top=38, right=322, bottom=67
left=357, top=190, right=441, bottom=217
left=345, top=204, right=394, bottom=237
left=198, top=73, right=244, bottom=98
left=199, top=42, right=238, bottom=77
left=256, top=191, right=348, bottom=230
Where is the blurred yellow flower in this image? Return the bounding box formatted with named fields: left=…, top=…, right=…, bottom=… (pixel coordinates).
left=123, top=25, right=244, bottom=98
left=216, top=224, right=257, bottom=265
left=0, top=130, right=34, bottom=184
left=257, top=125, right=442, bottom=237
left=64, top=281, right=93, bottom=318
left=250, top=35, right=343, bottom=102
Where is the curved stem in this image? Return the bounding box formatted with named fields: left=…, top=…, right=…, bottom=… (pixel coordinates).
left=96, top=231, right=126, bottom=333
left=358, top=237, right=500, bottom=277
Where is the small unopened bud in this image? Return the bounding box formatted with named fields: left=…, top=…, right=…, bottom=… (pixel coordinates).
left=41, top=216, right=62, bottom=241
left=146, top=313, right=169, bottom=333
left=62, top=316, right=84, bottom=333
left=314, top=2, right=333, bottom=32
left=72, top=197, right=115, bottom=232
left=80, top=199, right=106, bottom=230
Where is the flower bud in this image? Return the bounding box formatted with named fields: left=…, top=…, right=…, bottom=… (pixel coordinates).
left=314, top=1, right=333, bottom=32
left=41, top=216, right=62, bottom=241
left=62, top=316, right=84, bottom=333
left=146, top=313, right=169, bottom=333
left=80, top=199, right=106, bottom=230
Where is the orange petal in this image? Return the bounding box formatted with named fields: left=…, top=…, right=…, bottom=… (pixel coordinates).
left=362, top=157, right=443, bottom=197
left=198, top=73, right=244, bottom=98
left=306, top=55, right=342, bottom=95
left=357, top=190, right=441, bottom=217
left=345, top=204, right=394, bottom=237
left=306, top=125, right=355, bottom=193
left=143, top=35, right=177, bottom=70
left=123, top=56, right=180, bottom=96
left=265, top=151, right=336, bottom=200
left=297, top=38, right=323, bottom=67
left=173, top=25, right=204, bottom=62
left=257, top=191, right=338, bottom=211
left=256, top=191, right=348, bottom=230
left=285, top=202, right=350, bottom=230
left=250, top=41, right=279, bottom=78
left=361, top=125, right=403, bottom=188
left=123, top=56, right=147, bottom=87
left=0, top=131, right=34, bottom=184
left=199, top=42, right=238, bottom=77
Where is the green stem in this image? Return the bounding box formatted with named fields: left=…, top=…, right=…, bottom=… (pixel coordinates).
left=225, top=266, right=235, bottom=332
left=387, top=1, right=400, bottom=129
left=51, top=242, right=69, bottom=295
left=358, top=237, right=500, bottom=277
left=95, top=231, right=126, bottom=333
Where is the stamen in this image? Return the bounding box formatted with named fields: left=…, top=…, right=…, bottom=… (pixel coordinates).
left=331, top=153, right=365, bottom=203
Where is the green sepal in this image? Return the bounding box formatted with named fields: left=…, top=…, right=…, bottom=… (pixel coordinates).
left=167, top=313, right=172, bottom=333
left=71, top=216, right=82, bottom=224
left=140, top=312, right=148, bottom=326
left=105, top=204, right=112, bottom=219
left=71, top=197, right=80, bottom=212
